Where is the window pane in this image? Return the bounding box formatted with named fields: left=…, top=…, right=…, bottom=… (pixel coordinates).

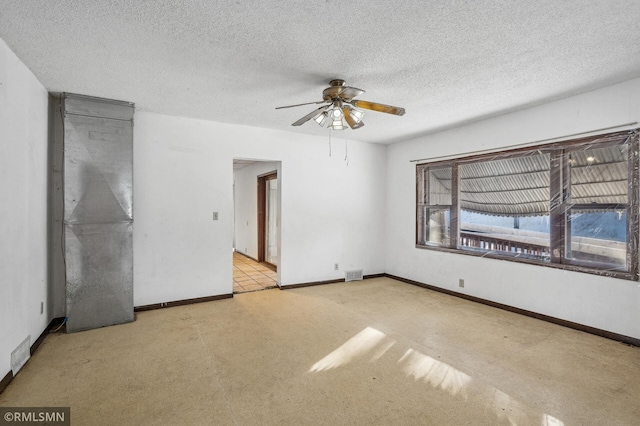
left=459, top=154, right=550, bottom=216
left=428, top=167, right=452, bottom=205
left=459, top=211, right=550, bottom=257
left=417, top=165, right=427, bottom=204
left=567, top=208, right=627, bottom=268
left=458, top=153, right=550, bottom=258
left=569, top=144, right=628, bottom=204
left=567, top=143, right=629, bottom=270
left=424, top=208, right=450, bottom=246
left=417, top=166, right=452, bottom=246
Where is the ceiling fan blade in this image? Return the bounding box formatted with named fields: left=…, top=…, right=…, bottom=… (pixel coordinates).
left=275, top=100, right=327, bottom=110
left=342, top=107, right=364, bottom=130
left=291, top=105, right=328, bottom=126
left=337, top=86, right=365, bottom=101
left=351, top=100, right=405, bottom=116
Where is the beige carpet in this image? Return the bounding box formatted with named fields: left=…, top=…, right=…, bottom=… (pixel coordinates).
left=1, top=277, right=639, bottom=425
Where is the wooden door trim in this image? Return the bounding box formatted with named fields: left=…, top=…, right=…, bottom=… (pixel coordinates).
left=257, top=172, right=277, bottom=264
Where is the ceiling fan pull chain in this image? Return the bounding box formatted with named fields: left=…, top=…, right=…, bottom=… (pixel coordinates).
left=345, top=139, right=349, bottom=166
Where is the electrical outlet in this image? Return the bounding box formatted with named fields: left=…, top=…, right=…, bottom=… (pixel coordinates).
left=334, top=263, right=339, bottom=271
left=459, top=279, right=464, bottom=288
left=212, top=212, right=219, bottom=220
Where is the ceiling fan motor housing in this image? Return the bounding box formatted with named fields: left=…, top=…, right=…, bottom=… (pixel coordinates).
left=323, top=79, right=347, bottom=101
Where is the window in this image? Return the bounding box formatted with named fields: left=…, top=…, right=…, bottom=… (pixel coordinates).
left=415, top=130, right=639, bottom=280
left=565, top=143, right=630, bottom=268
left=417, top=167, right=452, bottom=246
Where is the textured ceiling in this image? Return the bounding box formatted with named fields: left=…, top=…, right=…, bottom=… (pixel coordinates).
left=2, top=1, right=640, bottom=144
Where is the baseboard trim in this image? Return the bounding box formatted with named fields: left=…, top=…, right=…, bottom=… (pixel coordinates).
left=0, top=370, right=12, bottom=396
left=281, top=273, right=386, bottom=290
left=0, top=316, right=64, bottom=395
left=31, top=317, right=64, bottom=355
left=134, top=293, right=233, bottom=312
left=385, top=273, right=640, bottom=347
left=364, top=273, right=386, bottom=279
left=234, top=250, right=259, bottom=263
left=281, top=278, right=344, bottom=289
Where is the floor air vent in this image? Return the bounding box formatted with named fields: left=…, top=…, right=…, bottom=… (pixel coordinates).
left=345, top=269, right=364, bottom=282
left=11, top=336, right=31, bottom=375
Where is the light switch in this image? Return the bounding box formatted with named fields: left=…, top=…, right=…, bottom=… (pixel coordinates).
left=212, top=212, right=219, bottom=220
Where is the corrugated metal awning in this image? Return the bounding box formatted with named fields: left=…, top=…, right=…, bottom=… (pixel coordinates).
left=430, top=143, right=628, bottom=217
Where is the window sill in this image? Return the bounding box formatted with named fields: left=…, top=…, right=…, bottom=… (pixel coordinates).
left=415, top=244, right=638, bottom=281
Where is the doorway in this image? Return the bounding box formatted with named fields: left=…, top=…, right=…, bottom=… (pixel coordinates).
left=232, top=160, right=281, bottom=293
left=258, top=172, right=278, bottom=270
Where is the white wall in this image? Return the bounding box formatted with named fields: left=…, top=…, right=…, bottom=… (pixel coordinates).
left=133, top=112, right=387, bottom=306
left=385, top=77, right=640, bottom=339
left=0, top=39, right=50, bottom=378
left=234, top=161, right=279, bottom=260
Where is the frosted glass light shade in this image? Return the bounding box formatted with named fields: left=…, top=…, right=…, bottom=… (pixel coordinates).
left=331, top=120, right=346, bottom=130
left=314, top=112, right=328, bottom=127
left=350, top=108, right=364, bottom=123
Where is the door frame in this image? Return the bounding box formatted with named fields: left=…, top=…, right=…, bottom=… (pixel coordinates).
left=257, top=171, right=278, bottom=270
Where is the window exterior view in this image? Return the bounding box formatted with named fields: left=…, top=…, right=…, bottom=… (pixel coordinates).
left=416, top=130, right=639, bottom=280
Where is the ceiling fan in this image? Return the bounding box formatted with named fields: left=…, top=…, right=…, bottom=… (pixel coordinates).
left=275, top=79, right=405, bottom=130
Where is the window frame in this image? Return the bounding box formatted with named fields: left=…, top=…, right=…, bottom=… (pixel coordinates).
left=416, top=165, right=455, bottom=247
left=415, top=130, right=639, bottom=281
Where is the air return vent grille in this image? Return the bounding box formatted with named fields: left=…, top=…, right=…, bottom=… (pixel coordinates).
left=11, top=336, right=30, bottom=375
left=345, top=269, right=364, bottom=282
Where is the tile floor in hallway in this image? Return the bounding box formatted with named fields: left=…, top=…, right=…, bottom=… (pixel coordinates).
left=233, top=251, right=278, bottom=293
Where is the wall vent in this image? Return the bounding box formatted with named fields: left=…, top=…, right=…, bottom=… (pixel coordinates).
left=11, top=336, right=31, bottom=375
left=345, top=269, right=364, bottom=282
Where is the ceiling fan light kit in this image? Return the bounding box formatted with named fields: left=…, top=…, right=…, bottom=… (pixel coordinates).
left=276, top=79, right=405, bottom=130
